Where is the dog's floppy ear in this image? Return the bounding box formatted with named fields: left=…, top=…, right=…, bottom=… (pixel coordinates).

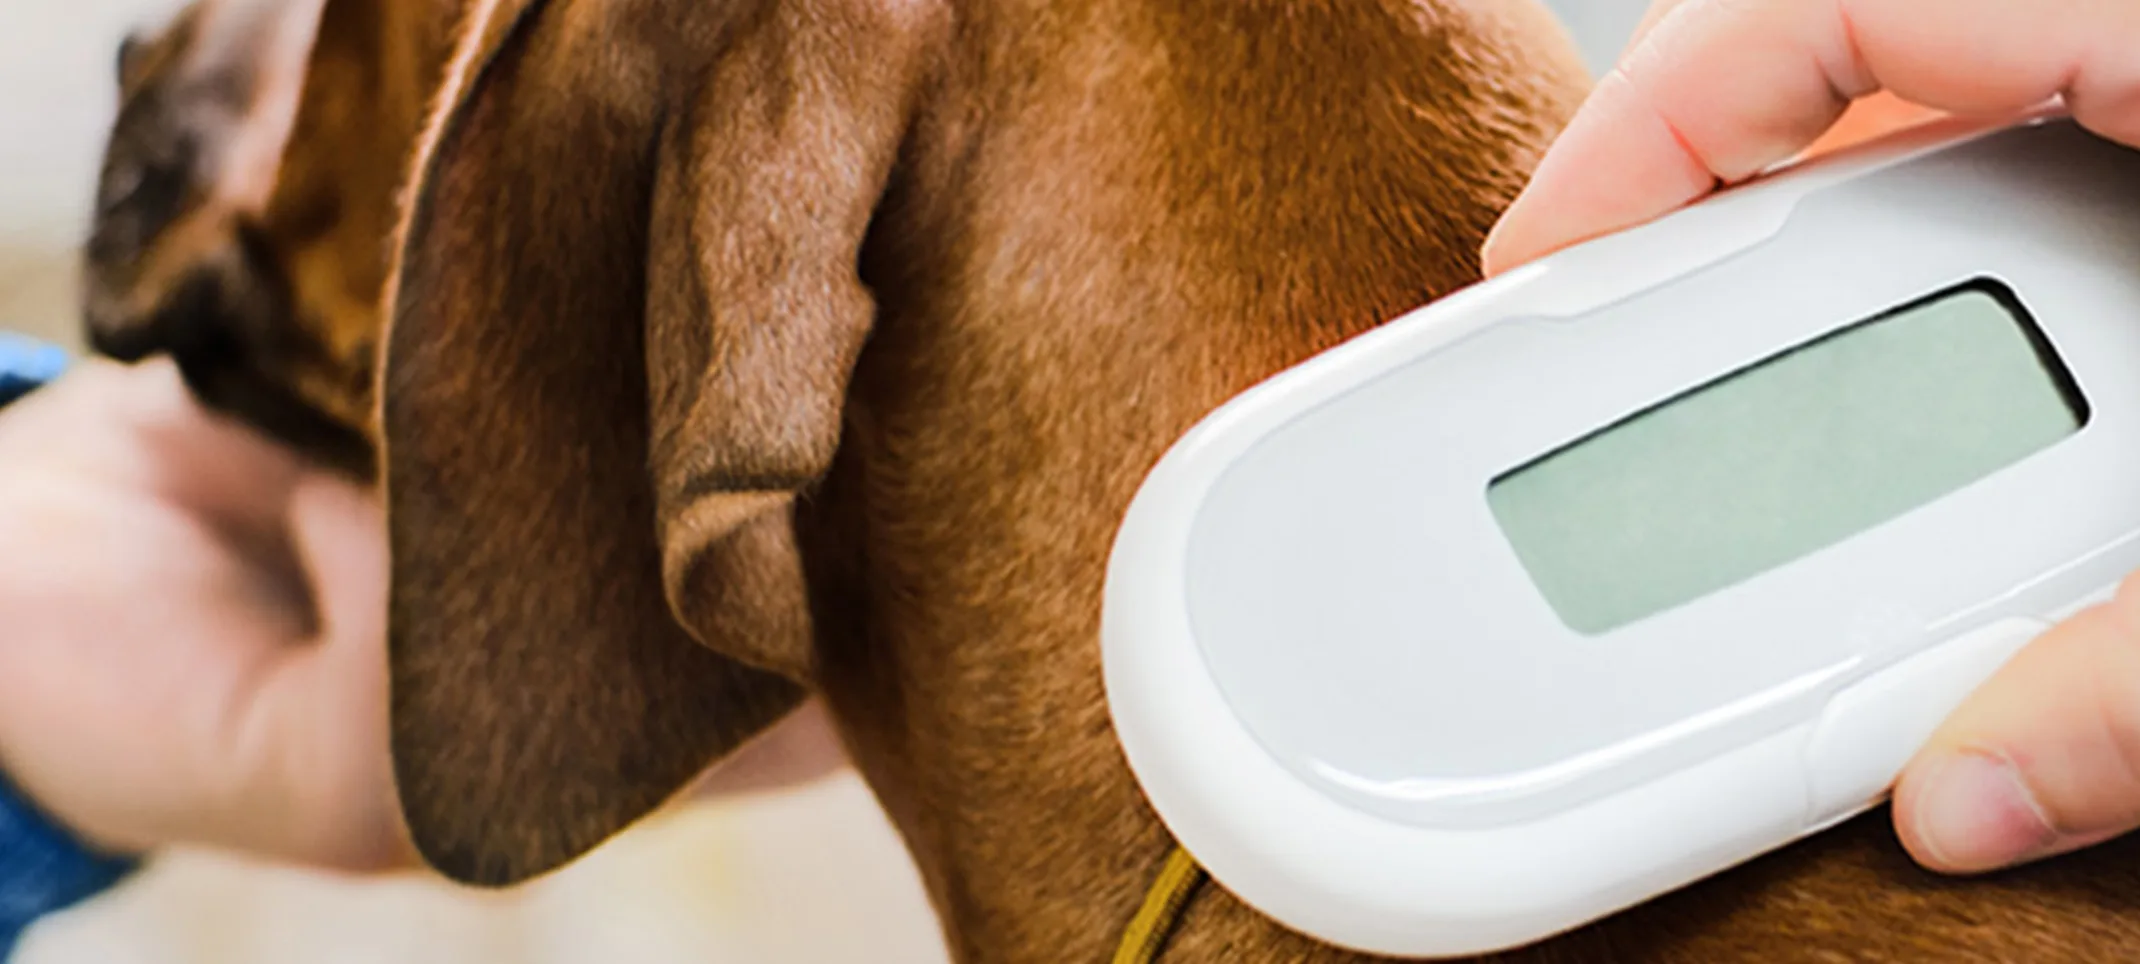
left=379, top=0, right=926, bottom=886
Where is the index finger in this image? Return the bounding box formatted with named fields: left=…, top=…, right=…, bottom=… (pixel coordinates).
left=1481, top=0, right=2140, bottom=276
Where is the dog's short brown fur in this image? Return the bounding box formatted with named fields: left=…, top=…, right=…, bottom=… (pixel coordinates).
left=94, top=0, right=2140, bottom=960
left=82, top=0, right=457, bottom=478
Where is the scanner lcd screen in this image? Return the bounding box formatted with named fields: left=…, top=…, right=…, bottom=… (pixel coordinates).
left=1488, top=279, right=2087, bottom=636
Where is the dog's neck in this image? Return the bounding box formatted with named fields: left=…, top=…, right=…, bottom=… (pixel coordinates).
left=769, top=2, right=2140, bottom=960
left=781, top=2, right=1591, bottom=959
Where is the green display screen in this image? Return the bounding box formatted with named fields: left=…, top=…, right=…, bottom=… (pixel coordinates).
left=1487, top=279, right=2088, bottom=636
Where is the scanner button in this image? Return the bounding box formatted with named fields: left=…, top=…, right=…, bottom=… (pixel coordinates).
left=1803, top=617, right=2048, bottom=827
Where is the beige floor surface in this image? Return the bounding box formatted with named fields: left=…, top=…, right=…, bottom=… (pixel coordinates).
left=20, top=774, right=951, bottom=964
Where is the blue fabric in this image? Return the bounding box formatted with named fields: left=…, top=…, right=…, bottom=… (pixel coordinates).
left=0, top=334, right=140, bottom=960
left=0, top=334, right=68, bottom=410
left=0, top=769, right=138, bottom=961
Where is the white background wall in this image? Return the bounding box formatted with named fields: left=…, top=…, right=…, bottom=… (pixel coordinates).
left=1545, top=0, right=1654, bottom=75
left=0, top=0, right=188, bottom=348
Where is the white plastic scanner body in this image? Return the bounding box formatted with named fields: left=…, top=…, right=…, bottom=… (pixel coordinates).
left=1101, top=110, right=2140, bottom=957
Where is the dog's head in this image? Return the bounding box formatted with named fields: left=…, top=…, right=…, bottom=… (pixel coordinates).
left=82, top=0, right=451, bottom=479
left=85, top=3, right=227, bottom=366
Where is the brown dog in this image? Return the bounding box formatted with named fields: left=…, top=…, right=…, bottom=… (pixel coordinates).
left=92, top=0, right=2140, bottom=960
left=82, top=0, right=457, bottom=479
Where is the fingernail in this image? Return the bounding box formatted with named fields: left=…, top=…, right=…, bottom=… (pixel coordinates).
left=1911, top=751, right=2059, bottom=872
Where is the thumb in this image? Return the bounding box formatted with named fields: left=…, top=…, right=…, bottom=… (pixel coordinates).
left=223, top=472, right=409, bottom=871
left=1893, top=576, right=2140, bottom=874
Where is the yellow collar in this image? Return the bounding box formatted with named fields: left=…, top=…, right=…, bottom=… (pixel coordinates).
left=1113, top=845, right=1208, bottom=963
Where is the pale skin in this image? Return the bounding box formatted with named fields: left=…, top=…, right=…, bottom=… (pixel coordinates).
left=1486, top=0, right=2140, bottom=878
left=0, top=356, right=406, bottom=871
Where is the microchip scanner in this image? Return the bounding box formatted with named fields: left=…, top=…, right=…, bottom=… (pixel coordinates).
left=1101, top=107, right=2140, bottom=957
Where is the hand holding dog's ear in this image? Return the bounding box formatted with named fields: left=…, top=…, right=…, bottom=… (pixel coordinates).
left=1484, top=0, right=2140, bottom=877
left=0, top=358, right=411, bottom=872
